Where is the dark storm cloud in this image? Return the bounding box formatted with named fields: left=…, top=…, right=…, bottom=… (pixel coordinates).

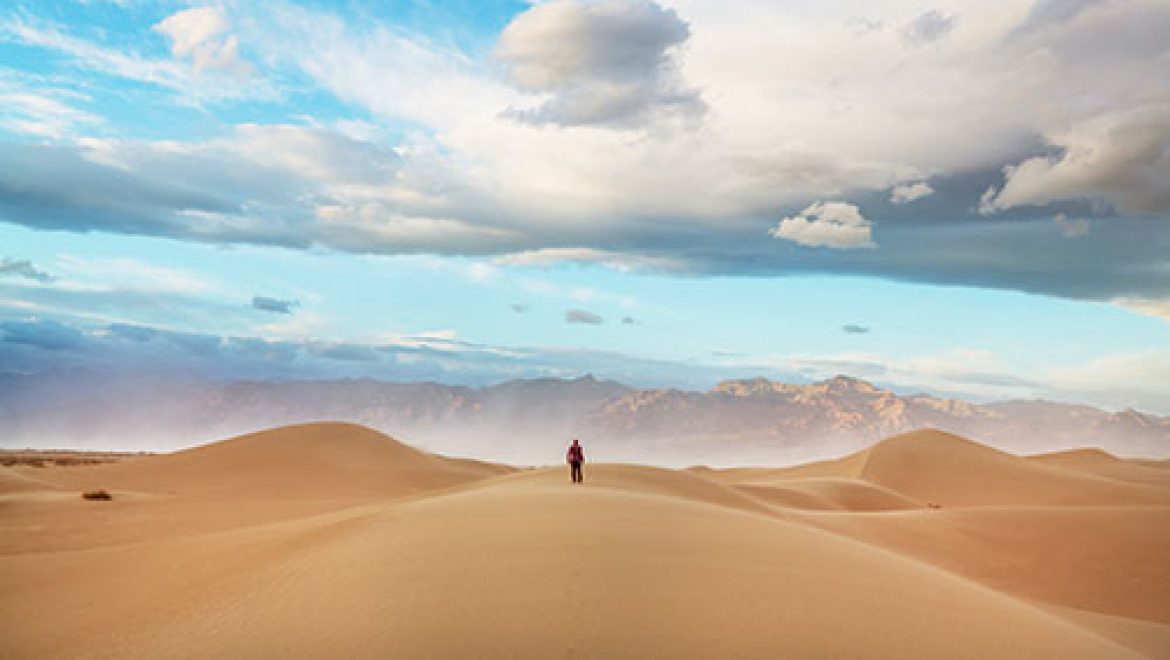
left=2, top=137, right=1166, bottom=308
left=636, top=162, right=1170, bottom=304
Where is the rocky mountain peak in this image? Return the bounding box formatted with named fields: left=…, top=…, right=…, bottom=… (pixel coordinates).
left=817, top=374, right=880, bottom=395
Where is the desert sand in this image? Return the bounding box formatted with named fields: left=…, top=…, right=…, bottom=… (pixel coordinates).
left=2, top=423, right=1168, bottom=659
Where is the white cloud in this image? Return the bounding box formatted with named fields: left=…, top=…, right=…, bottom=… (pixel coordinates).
left=1046, top=350, right=1170, bottom=413
left=0, top=14, right=272, bottom=102
left=745, top=347, right=1036, bottom=401
left=53, top=255, right=219, bottom=295
left=769, top=201, right=875, bottom=249
left=222, top=0, right=1170, bottom=238
left=314, top=206, right=521, bottom=252
left=1053, top=213, right=1089, bottom=239
left=493, top=248, right=685, bottom=273
left=983, top=103, right=1170, bottom=217
left=230, top=123, right=400, bottom=184
left=250, top=2, right=512, bottom=130
left=1112, top=296, right=1170, bottom=323
left=153, top=7, right=248, bottom=74
left=749, top=344, right=1170, bottom=414
left=889, top=181, right=933, bottom=204
left=0, top=71, right=102, bottom=138
left=496, top=0, right=704, bottom=128
left=254, top=310, right=332, bottom=341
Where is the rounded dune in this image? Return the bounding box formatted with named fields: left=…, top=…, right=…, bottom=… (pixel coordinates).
left=1028, top=448, right=1170, bottom=489
left=41, top=422, right=509, bottom=501
left=855, top=429, right=1170, bottom=506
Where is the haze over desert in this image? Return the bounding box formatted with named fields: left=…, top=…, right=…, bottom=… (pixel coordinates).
left=3, top=422, right=1169, bottom=659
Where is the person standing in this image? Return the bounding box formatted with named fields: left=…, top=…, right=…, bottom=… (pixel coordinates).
left=566, top=438, right=584, bottom=483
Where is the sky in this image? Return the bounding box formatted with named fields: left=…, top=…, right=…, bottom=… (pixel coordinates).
left=1, top=0, right=1168, bottom=413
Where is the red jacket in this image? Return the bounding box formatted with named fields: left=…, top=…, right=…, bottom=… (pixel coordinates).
left=566, top=444, right=584, bottom=463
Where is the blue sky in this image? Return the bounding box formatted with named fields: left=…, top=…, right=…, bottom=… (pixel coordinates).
left=1, top=0, right=1168, bottom=413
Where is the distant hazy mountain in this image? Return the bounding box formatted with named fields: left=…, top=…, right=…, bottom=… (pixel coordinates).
left=581, top=375, right=1170, bottom=464
left=1, top=371, right=1166, bottom=465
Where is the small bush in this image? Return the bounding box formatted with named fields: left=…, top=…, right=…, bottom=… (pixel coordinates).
left=82, top=490, right=112, bottom=501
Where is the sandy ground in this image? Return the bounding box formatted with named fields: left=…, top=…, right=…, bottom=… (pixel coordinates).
left=2, top=423, right=1168, bottom=659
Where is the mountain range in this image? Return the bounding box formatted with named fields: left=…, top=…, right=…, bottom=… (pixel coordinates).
left=1, top=370, right=1167, bottom=465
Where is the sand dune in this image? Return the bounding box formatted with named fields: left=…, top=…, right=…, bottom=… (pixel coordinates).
left=39, top=422, right=510, bottom=500
left=798, top=505, right=1170, bottom=623
left=769, top=429, right=1170, bottom=506
left=2, top=423, right=1167, bottom=658
left=0, top=423, right=510, bottom=554
left=1029, top=447, right=1170, bottom=488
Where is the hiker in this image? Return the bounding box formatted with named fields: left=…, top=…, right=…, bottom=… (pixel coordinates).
left=566, top=438, right=584, bottom=483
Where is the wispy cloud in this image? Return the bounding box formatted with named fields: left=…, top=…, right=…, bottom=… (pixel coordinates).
left=493, top=248, right=685, bottom=273
left=0, top=13, right=274, bottom=103
left=0, top=258, right=55, bottom=283
left=1, top=317, right=87, bottom=351
left=252, top=296, right=299, bottom=315
left=54, top=255, right=217, bottom=294
left=1054, top=213, right=1089, bottom=239
left=0, top=70, right=102, bottom=138
left=565, top=309, right=603, bottom=325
